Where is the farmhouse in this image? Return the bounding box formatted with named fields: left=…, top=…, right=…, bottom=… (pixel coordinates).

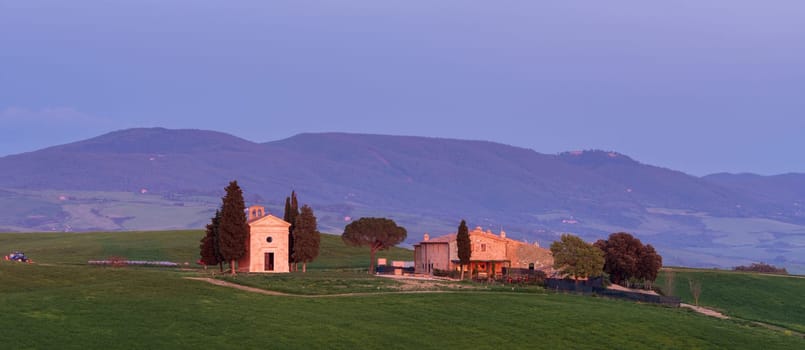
left=414, top=227, right=553, bottom=277
left=237, top=205, right=291, bottom=273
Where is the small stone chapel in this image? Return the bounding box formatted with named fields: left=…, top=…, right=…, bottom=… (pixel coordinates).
left=236, top=205, right=291, bottom=273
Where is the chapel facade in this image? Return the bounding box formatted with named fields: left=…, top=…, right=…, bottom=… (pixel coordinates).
left=237, top=205, right=291, bottom=273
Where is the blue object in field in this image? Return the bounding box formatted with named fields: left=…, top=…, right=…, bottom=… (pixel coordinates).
left=8, top=251, right=29, bottom=262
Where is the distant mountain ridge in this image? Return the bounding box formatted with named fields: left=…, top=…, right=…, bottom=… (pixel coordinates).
left=1, top=128, right=803, bottom=273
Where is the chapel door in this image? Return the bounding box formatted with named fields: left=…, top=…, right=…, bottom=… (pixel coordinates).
left=265, top=252, right=274, bottom=271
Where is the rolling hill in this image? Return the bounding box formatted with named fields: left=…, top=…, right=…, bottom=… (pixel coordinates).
left=1, top=128, right=804, bottom=272
left=1, top=231, right=802, bottom=349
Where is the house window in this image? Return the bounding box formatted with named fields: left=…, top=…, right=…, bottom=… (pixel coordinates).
left=481, top=244, right=486, bottom=252
left=266, top=236, right=273, bottom=243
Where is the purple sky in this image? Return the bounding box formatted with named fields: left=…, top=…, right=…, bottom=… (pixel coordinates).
left=2, top=1, right=804, bottom=176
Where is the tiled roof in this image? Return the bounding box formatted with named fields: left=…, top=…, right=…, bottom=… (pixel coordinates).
left=426, top=233, right=456, bottom=243
left=420, top=229, right=549, bottom=252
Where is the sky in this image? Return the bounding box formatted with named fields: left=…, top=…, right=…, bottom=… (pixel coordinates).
left=1, top=1, right=804, bottom=176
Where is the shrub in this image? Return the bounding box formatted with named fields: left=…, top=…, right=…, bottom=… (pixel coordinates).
left=733, top=262, right=787, bottom=275
left=433, top=269, right=461, bottom=279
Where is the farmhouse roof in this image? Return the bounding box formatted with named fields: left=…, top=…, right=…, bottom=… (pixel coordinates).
left=419, top=229, right=519, bottom=244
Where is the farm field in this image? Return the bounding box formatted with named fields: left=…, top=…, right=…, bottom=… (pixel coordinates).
left=1, top=231, right=803, bottom=349
left=658, top=268, right=805, bottom=333
left=0, top=230, right=413, bottom=268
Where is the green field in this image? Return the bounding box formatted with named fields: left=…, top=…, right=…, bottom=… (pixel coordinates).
left=1, top=231, right=803, bottom=349
left=658, top=268, right=805, bottom=333
left=0, top=230, right=412, bottom=268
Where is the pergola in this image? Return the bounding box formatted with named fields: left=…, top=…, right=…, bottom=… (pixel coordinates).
left=453, top=259, right=511, bottom=279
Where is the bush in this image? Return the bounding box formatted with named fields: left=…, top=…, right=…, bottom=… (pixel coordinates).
left=502, top=269, right=547, bottom=286
left=433, top=269, right=461, bottom=279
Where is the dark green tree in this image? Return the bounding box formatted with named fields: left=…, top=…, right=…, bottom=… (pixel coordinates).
left=283, top=196, right=292, bottom=222
left=636, top=244, right=663, bottom=288
left=283, top=196, right=294, bottom=270
left=293, top=205, right=320, bottom=273
left=595, top=232, right=660, bottom=286
left=456, top=219, right=471, bottom=279
left=218, top=181, right=249, bottom=275
left=550, top=234, right=604, bottom=281
left=342, top=217, right=407, bottom=274
left=199, top=210, right=223, bottom=271
left=283, top=191, right=301, bottom=271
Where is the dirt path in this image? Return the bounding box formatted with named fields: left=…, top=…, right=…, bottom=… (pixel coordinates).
left=749, top=321, right=805, bottom=339
left=680, top=303, right=729, bottom=319
left=184, top=277, right=452, bottom=298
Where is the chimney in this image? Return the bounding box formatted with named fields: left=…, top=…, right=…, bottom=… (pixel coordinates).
left=423, top=233, right=430, bottom=241
left=500, top=230, right=506, bottom=239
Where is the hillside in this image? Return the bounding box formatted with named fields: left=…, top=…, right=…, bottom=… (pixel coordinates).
left=658, top=268, right=805, bottom=334
left=1, top=231, right=803, bottom=349
left=1, top=128, right=804, bottom=272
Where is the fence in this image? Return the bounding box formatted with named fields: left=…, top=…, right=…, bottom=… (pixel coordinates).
left=375, top=265, right=414, bottom=275
left=545, top=278, right=680, bottom=306
left=88, top=260, right=179, bottom=267
left=594, top=289, right=681, bottom=306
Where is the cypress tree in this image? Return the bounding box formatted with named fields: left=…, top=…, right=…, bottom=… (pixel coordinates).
left=456, top=219, right=471, bottom=279
left=211, top=210, right=224, bottom=272
left=283, top=197, right=292, bottom=223
left=200, top=223, right=218, bottom=269
left=283, top=196, right=293, bottom=269
left=199, top=210, right=223, bottom=271
left=283, top=192, right=301, bottom=271
left=289, top=191, right=300, bottom=271
left=293, top=205, right=320, bottom=273
left=218, top=181, right=249, bottom=275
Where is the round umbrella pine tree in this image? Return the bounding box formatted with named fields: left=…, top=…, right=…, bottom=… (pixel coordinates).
left=342, top=217, right=407, bottom=274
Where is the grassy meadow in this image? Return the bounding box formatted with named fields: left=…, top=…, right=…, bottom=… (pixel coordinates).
left=658, top=268, right=805, bottom=333
left=1, top=231, right=803, bottom=349
left=0, top=230, right=412, bottom=268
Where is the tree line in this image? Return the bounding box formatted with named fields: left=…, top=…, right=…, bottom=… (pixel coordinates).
left=198, top=184, right=664, bottom=285
left=733, top=262, right=787, bottom=275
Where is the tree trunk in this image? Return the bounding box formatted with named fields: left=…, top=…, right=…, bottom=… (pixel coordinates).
left=219, top=262, right=223, bottom=272
left=460, top=264, right=465, bottom=280
left=303, top=262, right=307, bottom=273
left=369, top=247, right=377, bottom=274
left=230, top=259, right=236, bottom=275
